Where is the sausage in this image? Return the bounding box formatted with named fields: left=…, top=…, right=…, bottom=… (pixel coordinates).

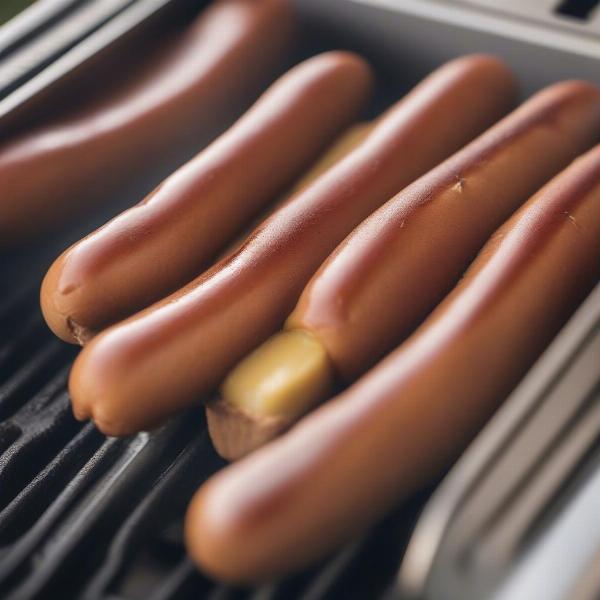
left=205, top=79, right=600, bottom=460
left=41, top=50, right=373, bottom=344
left=185, top=143, right=600, bottom=584
left=1, top=0, right=296, bottom=246
left=67, top=54, right=517, bottom=436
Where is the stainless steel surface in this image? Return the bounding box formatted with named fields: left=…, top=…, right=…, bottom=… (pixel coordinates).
left=399, top=283, right=600, bottom=600
left=0, top=0, right=136, bottom=96
left=295, top=0, right=600, bottom=93
left=0, top=0, right=82, bottom=58
left=0, top=0, right=187, bottom=127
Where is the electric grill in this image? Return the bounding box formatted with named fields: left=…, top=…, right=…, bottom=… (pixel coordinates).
left=1, top=1, right=600, bottom=598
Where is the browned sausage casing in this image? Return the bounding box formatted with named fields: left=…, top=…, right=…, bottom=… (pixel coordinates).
left=185, top=143, right=600, bottom=584
left=68, top=55, right=517, bottom=436
left=41, top=50, right=373, bottom=343
left=1, top=0, right=295, bottom=245
left=287, top=80, right=600, bottom=381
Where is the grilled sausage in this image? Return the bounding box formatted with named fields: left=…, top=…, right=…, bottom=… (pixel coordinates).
left=1, top=0, right=296, bottom=246
left=67, top=54, right=517, bottom=436
left=41, top=50, right=373, bottom=343
left=186, top=143, right=600, bottom=583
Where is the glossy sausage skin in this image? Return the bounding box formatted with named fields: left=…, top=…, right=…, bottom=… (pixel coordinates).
left=68, top=55, right=517, bottom=436
left=41, top=50, right=373, bottom=344
left=1, top=0, right=295, bottom=245
left=185, top=144, right=600, bottom=584
left=287, top=80, right=600, bottom=381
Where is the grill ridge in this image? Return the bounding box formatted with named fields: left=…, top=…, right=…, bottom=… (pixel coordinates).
left=0, top=281, right=414, bottom=599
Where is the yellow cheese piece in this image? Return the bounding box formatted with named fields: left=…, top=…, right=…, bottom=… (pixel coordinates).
left=221, top=329, right=334, bottom=419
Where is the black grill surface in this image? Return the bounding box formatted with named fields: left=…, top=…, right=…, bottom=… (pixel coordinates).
left=0, top=270, right=424, bottom=600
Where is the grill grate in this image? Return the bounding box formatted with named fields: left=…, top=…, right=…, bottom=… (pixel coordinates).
left=0, top=281, right=418, bottom=600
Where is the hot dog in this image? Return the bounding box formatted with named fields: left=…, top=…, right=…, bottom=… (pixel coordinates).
left=0, top=0, right=295, bottom=246
left=67, top=55, right=517, bottom=436
left=209, top=79, right=600, bottom=460
left=186, top=143, right=600, bottom=584
left=41, top=50, right=373, bottom=343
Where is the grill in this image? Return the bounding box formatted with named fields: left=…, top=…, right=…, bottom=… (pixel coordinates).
left=0, top=271, right=430, bottom=599
left=3, top=1, right=600, bottom=598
